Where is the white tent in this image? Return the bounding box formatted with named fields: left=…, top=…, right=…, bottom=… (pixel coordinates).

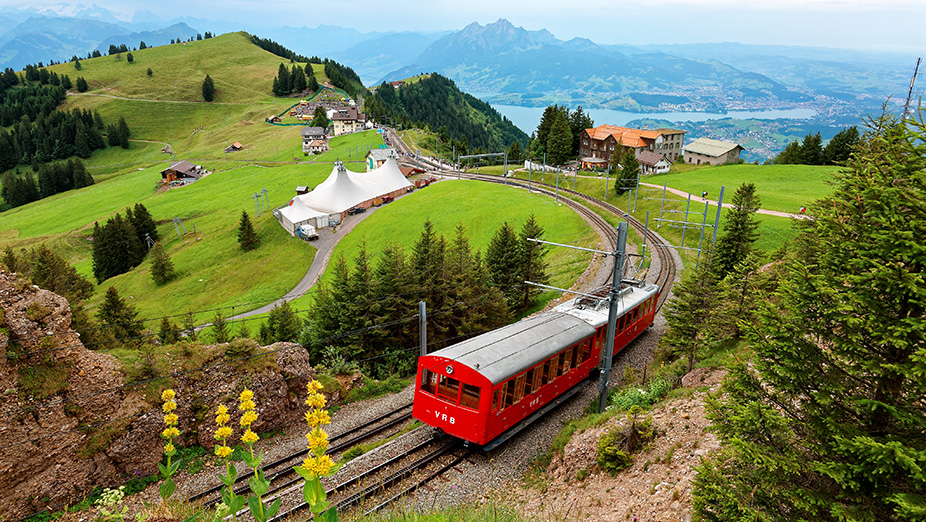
left=354, top=158, right=412, bottom=196
left=297, top=161, right=377, bottom=214
left=278, top=196, right=329, bottom=233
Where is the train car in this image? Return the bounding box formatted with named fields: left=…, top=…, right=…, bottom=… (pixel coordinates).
left=413, top=280, right=659, bottom=447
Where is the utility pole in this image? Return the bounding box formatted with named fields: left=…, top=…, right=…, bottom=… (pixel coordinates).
left=419, top=301, right=428, bottom=356
left=598, top=222, right=627, bottom=413
left=525, top=222, right=630, bottom=414
left=903, top=57, right=922, bottom=121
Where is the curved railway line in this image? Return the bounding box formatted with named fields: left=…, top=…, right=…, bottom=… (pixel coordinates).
left=185, top=129, right=681, bottom=519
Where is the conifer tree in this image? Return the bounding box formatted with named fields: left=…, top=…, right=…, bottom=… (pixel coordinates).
left=130, top=202, right=158, bottom=244
left=264, top=301, right=301, bottom=344
left=97, top=286, right=143, bottom=341
left=517, top=215, right=550, bottom=312
left=485, top=221, right=522, bottom=310
left=212, top=310, right=229, bottom=344
left=310, top=106, right=329, bottom=129
left=712, top=182, right=761, bottom=278
left=546, top=110, right=573, bottom=165
left=693, top=112, right=926, bottom=521
left=158, top=316, right=178, bottom=344
left=370, top=243, right=415, bottom=353
left=149, top=242, right=175, bottom=285
left=201, top=74, right=215, bottom=102
left=412, top=219, right=446, bottom=313
left=662, top=244, right=721, bottom=372
left=182, top=311, right=197, bottom=341
left=76, top=76, right=88, bottom=92
left=237, top=210, right=259, bottom=251
left=616, top=152, right=640, bottom=196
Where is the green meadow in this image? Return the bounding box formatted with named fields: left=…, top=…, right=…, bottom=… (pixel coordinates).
left=284, top=179, right=600, bottom=314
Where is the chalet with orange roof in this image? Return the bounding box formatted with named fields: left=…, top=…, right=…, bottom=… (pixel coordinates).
left=579, top=124, right=685, bottom=169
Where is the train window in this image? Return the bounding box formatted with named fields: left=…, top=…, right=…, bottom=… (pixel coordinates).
left=556, top=352, right=566, bottom=377
left=571, top=345, right=580, bottom=369
left=541, top=360, right=552, bottom=385
left=437, top=376, right=461, bottom=403
left=584, top=338, right=594, bottom=362
left=421, top=369, right=437, bottom=394
left=618, top=315, right=626, bottom=332
left=460, top=384, right=481, bottom=410
left=492, top=389, right=500, bottom=410
left=502, top=380, right=516, bottom=409
left=523, top=369, right=536, bottom=396
left=534, top=367, right=543, bottom=390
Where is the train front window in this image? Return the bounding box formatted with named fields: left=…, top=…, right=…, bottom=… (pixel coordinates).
left=460, top=384, right=481, bottom=410
left=437, top=376, right=461, bottom=403
left=421, top=369, right=437, bottom=394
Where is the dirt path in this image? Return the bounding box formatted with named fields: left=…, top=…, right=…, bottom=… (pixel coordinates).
left=67, top=92, right=254, bottom=106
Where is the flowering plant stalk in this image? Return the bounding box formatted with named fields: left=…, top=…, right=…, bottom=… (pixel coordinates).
left=213, top=404, right=245, bottom=522
left=158, top=389, right=182, bottom=502
left=293, top=380, right=339, bottom=521
left=237, top=389, right=281, bottom=522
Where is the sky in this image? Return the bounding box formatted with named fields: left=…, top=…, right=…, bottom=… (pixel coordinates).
left=2, top=0, right=925, bottom=53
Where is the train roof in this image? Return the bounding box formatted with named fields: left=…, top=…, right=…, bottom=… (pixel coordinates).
left=555, top=280, right=659, bottom=328
left=425, top=312, right=597, bottom=385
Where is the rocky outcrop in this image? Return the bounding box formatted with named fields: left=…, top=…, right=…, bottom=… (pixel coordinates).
left=0, top=271, right=317, bottom=519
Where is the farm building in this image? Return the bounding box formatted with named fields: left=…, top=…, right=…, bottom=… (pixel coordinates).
left=366, top=148, right=398, bottom=171
left=683, top=138, right=744, bottom=166
left=275, top=158, right=412, bottom=235
left=638, top=151, right=673, bottom=174
left=160, top=160, right=202, bottom=183
left=224, top=142, right=243, bottom=153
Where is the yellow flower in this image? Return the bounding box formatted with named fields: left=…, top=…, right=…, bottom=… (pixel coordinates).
left=162, top=427, right=181, bottom=439
left=239, top=389, right=254, bottom=402
left=162, top=400, right=177, bottom=413
left=304, top=393, right=326, bottom=410
left=302, top=455, right=334, bottom=477
left=238, top=399, right=256, bottom=412
left=304, top=409, right=331, bottom=428
left=214, top=426, right=233, bottom=440
left=305, top=427, right=328, bottom=451
left=240, top=410, right=258, bottom=427
left=216, top=412, right=230, bottom=425
left=241, top=429, right=259, bottom=445
left=215, top=445, right=232, bottom=459
left=165, top=442, right=175, bottom=453
left=163, top=413, right=179, bottom=426
left=216, top=404, right=229, bottom=415
left=161, top=389, right=176, bottom=401
left=308, top=380, right=324, bottom=392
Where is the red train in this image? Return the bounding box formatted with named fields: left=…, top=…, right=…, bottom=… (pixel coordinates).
left=412, top=280, right=659, bottom=448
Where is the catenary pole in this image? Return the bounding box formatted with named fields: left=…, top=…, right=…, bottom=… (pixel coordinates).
left=598, top=222, right=628, bottom=413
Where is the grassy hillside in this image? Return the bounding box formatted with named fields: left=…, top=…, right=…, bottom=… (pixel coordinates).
left=285, top=180, right=600, bottom=314
left=649, top=163, right=838, bottom=214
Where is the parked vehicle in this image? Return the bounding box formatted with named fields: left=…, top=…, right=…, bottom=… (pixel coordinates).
left=347, top=206, right=366, bottom=215
left=298, top=224, right=319, bottom=241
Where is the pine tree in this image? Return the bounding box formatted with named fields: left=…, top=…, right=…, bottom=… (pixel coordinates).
left=202, top=74, right=215, bottom=102
left=264, top=301, right=301, bottom=344
left=545, top=110, right=573, bottom=165
left=370, top=243, right=415, bottom=354
left=693, top=112, right=926, bottom=521
left=182, top=311, right=197, bottom=341
left=274, top=64, right=290, bottom=96
left=310, top=106, right=329, bottom=129
left=237, top=210, right=259, bottom=251
left=118, top=117, right=130, bottom=148
left=661, top=244, right=721, bottom=372
left=569, top=106, right=593, bottom=156
left=517, top=215, right=550, bottom=312
left=411, top=219, right=446, bottom=314
left=506, top=140, right=522, bottom=163
left=485, top=221, right=522, bottom=311
left=712, top=182, right=761, bottom=278
left=823, top=126, right=860, bottom=165
left=149, top=242, right=175, bottom=285
left=212, top=310, right=229, bottom=344
left=76, top=76, right=88, bottom=92
left=131, top=202, right=158, bottom=244
left=126, top=53, right=134, bottom=63
left=158, top=316, right=178, bottom=344
left=616, top=152, right=640, bottom=196
left=97, top=286, right=143, bottom=342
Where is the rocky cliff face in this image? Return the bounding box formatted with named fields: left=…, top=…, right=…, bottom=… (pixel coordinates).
left=0, top=270, right=317, bottom=519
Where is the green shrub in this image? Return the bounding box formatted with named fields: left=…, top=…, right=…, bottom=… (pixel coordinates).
left=610, top=377, right=674, bottom=412
left=25, top=302, right=49, bottom=322
left=344, top=374, right=409, bottom=403
left=596, top=430, right=632, bottom=474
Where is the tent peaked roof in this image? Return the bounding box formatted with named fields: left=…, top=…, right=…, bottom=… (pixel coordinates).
left=298, top=161, right=376, bottom=214
left=354, top=158, right=412, bottom=195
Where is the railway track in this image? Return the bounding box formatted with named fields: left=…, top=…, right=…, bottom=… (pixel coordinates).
left=384, top=127, right=677, bottom=308
left=188, top=402, right=414, bottom=507
left=267, top=437, right=468, bottom=522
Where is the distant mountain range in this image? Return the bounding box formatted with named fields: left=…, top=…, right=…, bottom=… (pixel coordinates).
left=0, top=6, right=917, bottom=117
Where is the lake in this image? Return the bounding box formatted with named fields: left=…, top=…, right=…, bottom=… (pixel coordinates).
left=489, top=104, right=818, bottom=134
